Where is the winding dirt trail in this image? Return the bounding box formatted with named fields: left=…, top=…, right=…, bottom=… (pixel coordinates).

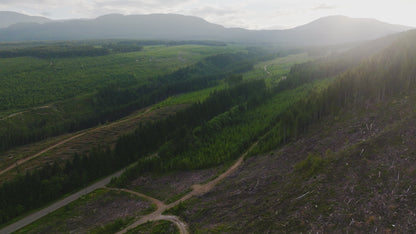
left=0, top=105, right=51, bottom=121
left=1, top=103, right=257, bottom=233
left=109, top=187, right=189, bottom=234
left=264, top=64, right=271, bottom=75
left=0, top=108, right=151, bottom=177
left=117, top=142, right=257, bottom=234
left=0, top=133, right=86, bottom=176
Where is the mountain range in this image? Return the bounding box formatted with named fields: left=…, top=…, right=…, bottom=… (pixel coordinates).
left=0, top=12, right=412, bottom=46
left=0, top=11, right=50, bottom=28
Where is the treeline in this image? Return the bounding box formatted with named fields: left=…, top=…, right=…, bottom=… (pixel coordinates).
left=0, top=45, right=110, bottom=59
left=0, top=42, right=146, bottom=59
left=3, top=31, right=415, bottom=226
left=0, top=40, right=227, bottom=58
left=252, top=30, right=416, bottom=154
left=0, top=80, right=266, bottom=224
left=0, top=52, right=256, bottom=152
left=101, top=40, right=226, bottom=47
left=93, top=53, right=255, bottom=112
left=111, top=79, right=317, bottom=188
left=102, top=41, right=143, bottom=53
left=277, top=32, right=401, bottom=91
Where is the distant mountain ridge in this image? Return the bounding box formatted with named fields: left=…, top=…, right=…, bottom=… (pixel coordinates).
left=282, top=15, right=411, bottom=45
left=0, top=11, right=50, bottom=28
left=0, top=12, right=411, bottom=46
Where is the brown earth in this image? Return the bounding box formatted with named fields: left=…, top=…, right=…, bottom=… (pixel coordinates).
left=117, top=142, right=258, bottom=234
left=128, top=165, right=226, bottom=203
left=169, top=94, right=416, bottom=233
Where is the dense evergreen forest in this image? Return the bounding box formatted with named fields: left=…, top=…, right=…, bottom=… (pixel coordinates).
left=2, top=30, right=416, bottom=227
left=0, top=45, right=111, bottom=59
left=253, top=30, right=416, bottom=154
left=0, top=40, right=226, bottom=59
left=0, top=80, right=269, bottom=224
left=0, top=42, right=236, bottom=112
left=0, top=50, right=258, bottom=152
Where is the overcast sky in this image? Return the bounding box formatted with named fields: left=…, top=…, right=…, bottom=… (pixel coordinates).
left=1, top=0, right=415, bottom=29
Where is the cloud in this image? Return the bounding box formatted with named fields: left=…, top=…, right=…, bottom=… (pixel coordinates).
left=313, top=3, right=337, bottom=11
left=0, top=0, right=58, bottom=5
left=40, top=11, right=52, bottom=16
left=92, top=0, right=194, bottom=9
left=2, top=0, right=415, bottom=29
left=188, top=6, right=236, bottom=17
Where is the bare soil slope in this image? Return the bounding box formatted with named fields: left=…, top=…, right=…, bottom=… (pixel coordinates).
left=170, top=94, right=416, bottom=233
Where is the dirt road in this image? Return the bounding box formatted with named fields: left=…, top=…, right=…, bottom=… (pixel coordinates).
left=0, top=107, right=151, bottom=177
left=1, top=106, right=256, bottom=234
left=113, top=187, right=189, bottom=234
left=117, top=142, right=257, bottom=234
left=0, top=105, right=51, bottom=121
left=0, top=132, right=86, bottom=176
left=0, top=107, right=153, bottom=232
left=264, top=64, right=271, bottom=74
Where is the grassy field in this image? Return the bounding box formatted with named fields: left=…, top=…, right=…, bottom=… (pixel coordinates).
left=243, top=53, right=311, bottom=86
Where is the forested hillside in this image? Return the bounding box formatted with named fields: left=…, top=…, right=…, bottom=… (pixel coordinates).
left=0, top=41, right=273, bottom=224
left=0, top=42, right=254, bottom=152
left=2, top=26, right=416, bottom=233
left=254, top=30, right=416, bottom=154
left=164, top=30, right=416, bottom=232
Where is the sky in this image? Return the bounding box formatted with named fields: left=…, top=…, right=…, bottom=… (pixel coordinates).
left=1, top=0, right=416, bottom=29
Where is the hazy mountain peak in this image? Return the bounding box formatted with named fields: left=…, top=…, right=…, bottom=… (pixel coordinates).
left=0, top=11, right=50, bottom=28
left=282, top=15, right=412, bottom=45
left=0, top=12, right=411, bottom=46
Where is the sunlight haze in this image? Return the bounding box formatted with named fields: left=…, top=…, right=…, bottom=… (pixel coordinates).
left=0, top=0, right=415, bottom=29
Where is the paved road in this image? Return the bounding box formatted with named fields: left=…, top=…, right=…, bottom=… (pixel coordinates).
left=0, top=170, right=124, bottom=234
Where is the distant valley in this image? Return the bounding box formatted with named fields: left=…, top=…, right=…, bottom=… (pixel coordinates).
left=1, top=9, right=416, bottom=234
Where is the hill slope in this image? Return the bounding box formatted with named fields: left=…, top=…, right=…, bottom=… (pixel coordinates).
left=0, top=11, right=50, bottom=28
left=166, top=30, right=416, bottom=232
left=0, top=13, right=410, bottom=46
left=278, top=15, right=411, bottom=46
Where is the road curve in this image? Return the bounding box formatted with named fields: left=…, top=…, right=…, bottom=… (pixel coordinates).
left=113, top=188, right=189, bottom=234
left=117, top=142, right=258, bottom=234
left=0, top=170, right=124, bottom=234
left=106, top=188, right=165, bottom=210
left=158, top=215, right=188, bottom=234
left=264, top=64, right=271, bottom=75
